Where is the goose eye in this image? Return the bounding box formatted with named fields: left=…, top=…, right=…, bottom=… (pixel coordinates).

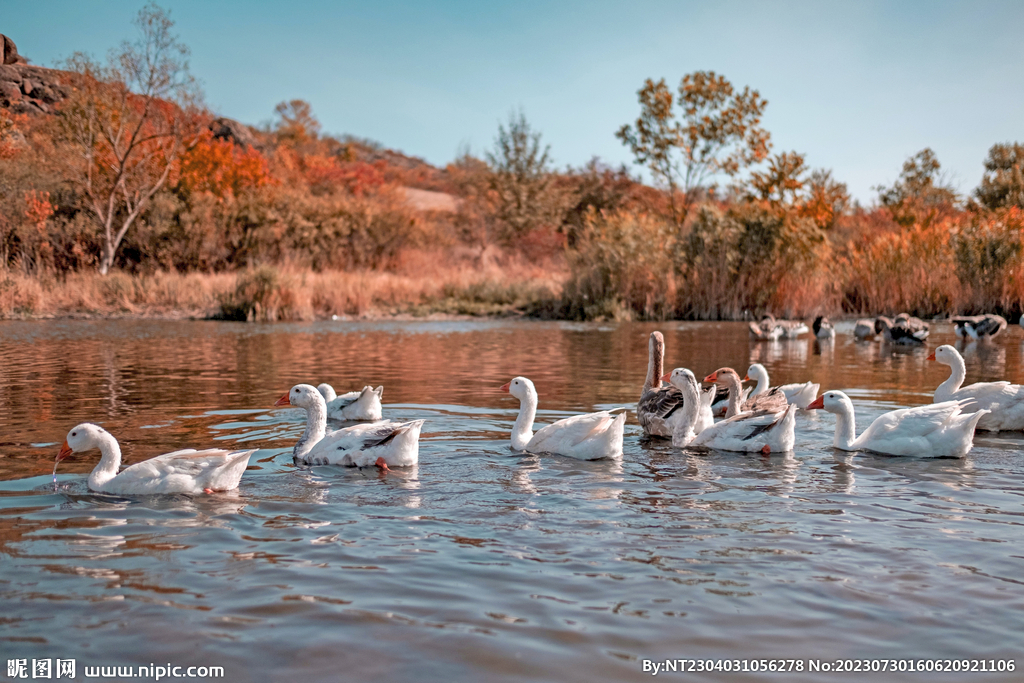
left=71, top=431, right=77, bottom=437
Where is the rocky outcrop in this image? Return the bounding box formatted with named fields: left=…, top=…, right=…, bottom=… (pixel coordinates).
left=2, top=34, right=25, bottom=65
left=0, top=63, right=71, bottom=115
left=209, top=116, right=259, bottom=149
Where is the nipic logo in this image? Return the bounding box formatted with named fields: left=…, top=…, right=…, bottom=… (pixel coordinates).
left=6, top=659, right=76, bottom=679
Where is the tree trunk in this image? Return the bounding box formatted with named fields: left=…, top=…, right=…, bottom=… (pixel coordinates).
left=98, top=242, right=115, bottom=275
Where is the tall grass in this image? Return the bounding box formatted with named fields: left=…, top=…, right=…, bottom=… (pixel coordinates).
left=0, top=250, right=563, bottom=320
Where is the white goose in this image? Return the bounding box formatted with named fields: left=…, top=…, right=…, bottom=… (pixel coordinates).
left=745, top=363, right=819, bottom=409
left=55, top=423, right=254, bottom=494
left=637, top=331, right=715, bottom=436
left=808, top=391, right=987, bottom=457
left=664, top=368, right=797, bottom=453
left=502, top=376, right=625, bottom=460
left=952, top=315, right=1007, bottom=340
left=928, top=344, right=1024, bottom=431
left=317, top=383, right=384, bottom=421
left=276, top=384, right=422, bottom=468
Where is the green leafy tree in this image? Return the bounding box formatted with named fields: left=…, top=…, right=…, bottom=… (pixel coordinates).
left=975, top=143, right=1024, bottom=210
left=485, top=110, right=566, bottom=245
left=616, top=71, right=771, bottom=223
left=876, top=148, right=958, bottom=227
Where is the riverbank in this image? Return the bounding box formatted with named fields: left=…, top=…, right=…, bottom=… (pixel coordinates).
left=0, top=259, right=566, bottom=321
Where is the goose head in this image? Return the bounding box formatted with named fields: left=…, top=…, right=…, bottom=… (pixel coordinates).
left=744, top=363, right=768, bottom=383
left=661, top=368, right=699, bottom=397
left=316, top=383, right=338, bottom=402
left=704, top=367, right=742, bottom=385
left=926, top=344, right=959, bottom=366
left=807, top=390, right=853, bottom=414
left=276, top=384, right=323, bottom=409
left=500, top=376, right=537, bottom=402
left=58, top=423, right=109, bottom=461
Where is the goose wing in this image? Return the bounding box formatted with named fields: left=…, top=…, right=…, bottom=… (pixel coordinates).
left=638, top=385, right=685, bottom=430
left=528, top=410, right=624, bottom=454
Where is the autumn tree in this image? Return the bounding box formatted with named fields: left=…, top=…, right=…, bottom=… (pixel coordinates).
left=485, top=110, right=566, bottom=245
left=876, top=148, right=958, bottom=227
left=56, top=3, right=202, bottom=274
left=799, top=169, right=850, bottom=231
left=616, top=71, right=771, bottom=223
left=747, top=151, right=808, bottom=205
left=975, top=142, right=1024, bottom=210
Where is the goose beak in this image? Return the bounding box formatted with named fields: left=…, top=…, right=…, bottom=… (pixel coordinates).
left=499, top=382, right=510, bottom=393
left=703, top=371, right=718, bottom=383
left=660, top=372, right=671, bottom=382
left=807, top=396, right=825, bottom=410
left=742, top=374, right=751, bottom=381
left=57, top=440, right=73, bottom=461
left=274, top=392, right=291, bottom=407
left=926, top=351, right=936, bottom=361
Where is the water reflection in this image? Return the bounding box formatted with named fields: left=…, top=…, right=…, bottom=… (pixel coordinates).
left=0, top=319, right=1021, bottom=679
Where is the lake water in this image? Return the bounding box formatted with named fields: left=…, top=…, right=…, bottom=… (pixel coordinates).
left=0, top=319, right=1021, bottom=682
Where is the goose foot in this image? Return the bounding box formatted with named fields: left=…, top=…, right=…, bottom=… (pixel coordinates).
left=204, top=488, right=215, bottom=494
left=375, top=457, right=390, bottom=471
left=760, top=445, right=771, bottom=456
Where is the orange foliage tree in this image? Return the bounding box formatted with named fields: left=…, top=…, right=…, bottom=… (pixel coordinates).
left=177, top=132, right=270, bottom=198
left=56, top=4, right=203, bottom=274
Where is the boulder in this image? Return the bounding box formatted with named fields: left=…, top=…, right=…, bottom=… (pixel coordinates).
left=1, top=34, right=18, bottom=65
left=0, top=80, right=20, bottom=103
left=209, top=117, right=259, bottom=149
left=0, top=64, right=20, bottom=83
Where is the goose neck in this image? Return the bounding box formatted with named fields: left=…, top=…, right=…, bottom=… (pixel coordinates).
left=511, top=387, right=538, bottom=450
left=937, top=353, right=966, bottom=399
left=671, top=381, right=700, bottom=447
left=88, top=432, right=123, bottom=491
left=832, top=401, right=858, bottom=451
left=295, top=395, right=328, bottom=459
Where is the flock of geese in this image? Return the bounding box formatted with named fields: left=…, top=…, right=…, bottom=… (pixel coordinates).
left=52, top=313, right=1024, bottom=497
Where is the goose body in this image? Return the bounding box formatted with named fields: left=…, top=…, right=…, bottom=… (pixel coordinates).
left=664, top=368, right=796, bottom=453
left=876, top=314, right=929, bottom=345
left=637, top=331, right=714, bottom=436
left=317, top=383, right=384, bottom=421
left=748, top=314, right=807, bottom=340
left=809, top=390, right=986, bottom=457
left=745, top=363, right=819, bottom=409
left=952, top=315, right=1007, bottom=340
left=812, top=315, right=836, bottom=339
left=55, top=424, right=253, bottom=494
left=706, top=367, right=788, bottom=418
left=929, top=344, right=1024, bottom=431
left=503, top=376, right=624, bottom=460
left=853, top=319, right=876, bottom=340
left=277, top=384, right=421, bottom=467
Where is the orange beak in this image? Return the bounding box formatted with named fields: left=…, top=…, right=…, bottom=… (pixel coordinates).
left=499, top=381, right=510, bottom=392
left=703, top=371, right=719, bottom=383
left=926, top=351, right=936, bottom=361
left=57, top=439, right=73, bottom=461
left=274, top=392, right=291, bottom=407
left=742, top=374, right=751, bottom=381
left=660, top=372, right=671, bottom=382
left=807, top=396, right=825, bottom=410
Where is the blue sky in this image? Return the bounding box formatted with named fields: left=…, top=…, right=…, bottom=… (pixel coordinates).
left=6, top=0, right=1023, bottom=202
